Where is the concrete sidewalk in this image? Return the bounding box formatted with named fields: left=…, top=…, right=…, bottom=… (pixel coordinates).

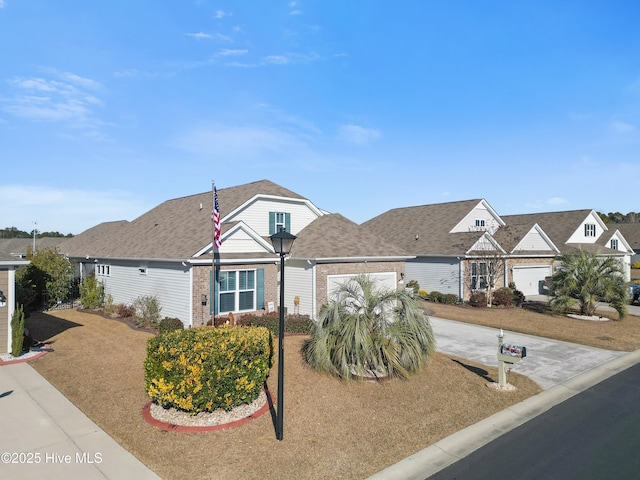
left=0, top=361, right=161, bottom=480
left=368, top=317, right=640, bottom=480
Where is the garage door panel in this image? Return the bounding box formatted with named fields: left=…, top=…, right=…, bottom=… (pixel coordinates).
left=513, top=266, right=551, bottom=296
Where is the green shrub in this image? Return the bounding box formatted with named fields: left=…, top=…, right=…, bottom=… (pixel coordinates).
left=144, top=326, right=273, bottom=413
left=158, top=317, right=184, bottom=334
left=406, top=280, right=420, bottom=294
left=429, top=291, right=443, bottom=303
left=11, top=305, right=26, bottom=357
left=79, top=275, right=104, bottom=309
left=236, top=313, right=313, bottom=336
left=132, top=295, right=162, bottom=327
left=440, top=293, right=460, bottom=304
left=469, top=291, right=487, bottom=307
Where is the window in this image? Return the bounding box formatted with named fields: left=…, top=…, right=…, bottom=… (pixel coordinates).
left=584, top=224, right=596, bottom=237
left=471, top=261, right=494, bottom=290
left=218, top=270, right=256, bottom=313
left=475, top=218, right=486, bottom=228
left=269, top=211, right=291, bottom=234
left=96, top=264, right=110, bottom=277
left=610, top=239, right=618, bottom=250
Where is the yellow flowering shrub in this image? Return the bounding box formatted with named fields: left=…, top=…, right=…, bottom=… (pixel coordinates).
left=144, top=326, right=273, bottom=414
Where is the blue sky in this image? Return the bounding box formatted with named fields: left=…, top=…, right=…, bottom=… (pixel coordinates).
left=1, top=1, right=639, bottom=235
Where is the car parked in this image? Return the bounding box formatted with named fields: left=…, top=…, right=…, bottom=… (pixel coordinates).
left=630, top=283, right=640, bottom=305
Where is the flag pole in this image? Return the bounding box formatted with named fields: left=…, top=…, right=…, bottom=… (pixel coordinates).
left=211, top=180, right=215, bottom=327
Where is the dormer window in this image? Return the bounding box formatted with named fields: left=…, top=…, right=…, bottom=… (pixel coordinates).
left=269, top=211, right=291, bottom=234
left=584, top=224, right=596, bottom=237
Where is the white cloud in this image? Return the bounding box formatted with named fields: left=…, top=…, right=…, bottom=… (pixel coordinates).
left=217, top=49, right=248, bottom=57
left=338, top=124, right=381, bottom=145
left=214, top=10, right=231, bottom=19
left=173, top=125, right=308, bottom=158
left=610, top=120, right=635, bottom=133
left=0, top=185, right=151, bottom=235
left=186, top=32, right=211, bottom=40
left=3, top=73, right=103, bottom=127
left=0, top=1, right=5, bottom=8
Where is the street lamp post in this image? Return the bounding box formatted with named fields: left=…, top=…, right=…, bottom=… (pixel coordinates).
left=269, top=230, right=296, bottom=441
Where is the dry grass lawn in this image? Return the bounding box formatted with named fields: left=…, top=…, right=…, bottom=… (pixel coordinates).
left=428, top=300, right=640, bottom=352
left=26, top=307, right=545, bottom=480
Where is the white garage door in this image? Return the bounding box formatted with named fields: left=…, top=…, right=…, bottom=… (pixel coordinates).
left=327, top=272, right=397, bottom=301
left=512, top=266, right=551, bottom=296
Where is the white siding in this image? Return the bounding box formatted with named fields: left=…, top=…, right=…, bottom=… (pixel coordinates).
left=220, top=228, right=270, bottom=254
left=285, top=260, right=315, bottom=318
left=515, top=228, right=552, bottom=251
left=99, top=261, right=191, bottom=326
left=227, top=198, right=320, bottom=236
left=567, top=213, right=605, bottom=244
left=406, top=258, right=460, bottom=297
left=451, top=202, right=501, bottom=234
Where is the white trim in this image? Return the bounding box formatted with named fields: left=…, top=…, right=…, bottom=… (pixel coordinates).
left=224, top=194, right=325, bottom=222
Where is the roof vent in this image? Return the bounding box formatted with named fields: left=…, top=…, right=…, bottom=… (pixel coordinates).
left=415, top=234, right=419, bottom=240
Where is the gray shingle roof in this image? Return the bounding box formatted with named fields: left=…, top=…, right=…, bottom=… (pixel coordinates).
left=0, top=237, right=69, bottom=256
left=362, top=199, right=488, bottom=256
left=292, top=213, right=410, bottom=259
left=62, top=180, right=307, bottom=260
left=616, top=223, right=640, bottom=250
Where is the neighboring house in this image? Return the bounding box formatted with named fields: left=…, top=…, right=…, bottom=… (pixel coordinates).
left=362, top=199, right=558, bottom=299
left=62, top=180, right=411, bottom=327
left=615, top=223, right=640, bottom=264
left=0, top=252, right=30, bottom=354
left=0, top=237, right=69, bottom=258
left=502, top=209, right=634, bottom=283
left=363, top=201, right=633, bottom=300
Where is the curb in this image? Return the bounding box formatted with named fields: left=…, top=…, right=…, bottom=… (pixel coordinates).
left=367, top=348, right=640, bottom=480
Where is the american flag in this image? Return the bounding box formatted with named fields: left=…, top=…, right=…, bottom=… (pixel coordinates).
left=212, top=184, right=222, bottom=249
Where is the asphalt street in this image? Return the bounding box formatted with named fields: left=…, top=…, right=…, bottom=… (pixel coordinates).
left=425, top=361, right=640, bottom=480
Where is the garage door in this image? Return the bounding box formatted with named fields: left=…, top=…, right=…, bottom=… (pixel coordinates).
left=512, top=266, right=551, bottom=296
left=327, top=272, right=397, bottom=301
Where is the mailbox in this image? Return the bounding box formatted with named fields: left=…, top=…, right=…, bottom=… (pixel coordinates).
left=500, top=343, right=526, bottom=359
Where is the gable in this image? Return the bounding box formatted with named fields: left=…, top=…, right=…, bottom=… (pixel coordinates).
left=194, top=222, right=274, bottom=257
left=450, top=200, right=505, bottom=234
left=225, top=196, right=323, bottom=237
left=513, top=225, right=559, bottom=253
left=566, top=211, right=608, bottom=244
left=467, top=232, right=506, bottom=254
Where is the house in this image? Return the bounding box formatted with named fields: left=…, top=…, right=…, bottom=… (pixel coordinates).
left=615, top=223, right=640, bottom=264
left=363, top=201, right=633, bottom=300
left=0, top=252, right=30, bottom=354
left=362, top=199, right=558, bottom=299
left=0, top=237, right=69, bottom=259
left=502, top=209, right=634, bottom=284
left=62, top=180, right=411, bottom=326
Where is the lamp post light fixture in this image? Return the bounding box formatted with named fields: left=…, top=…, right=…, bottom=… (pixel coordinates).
left=269, top=229, right=296, bottom=441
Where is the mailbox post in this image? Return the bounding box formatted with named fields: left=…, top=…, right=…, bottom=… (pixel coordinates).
left=496, top=329, right=526, bottom=388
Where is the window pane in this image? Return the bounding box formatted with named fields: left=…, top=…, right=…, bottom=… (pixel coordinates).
left=219, top=292, right=235, bottom=313
left=239, top=291, right=254, bottom=310
left=220, top=272, right=236, bottom=292
left=239, top=270, right=255, bottom=290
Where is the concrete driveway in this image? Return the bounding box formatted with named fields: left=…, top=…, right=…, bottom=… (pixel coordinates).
left=430, top=317, right=627, bottom=390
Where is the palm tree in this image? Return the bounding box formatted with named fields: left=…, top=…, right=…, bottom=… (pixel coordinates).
left=301, top=274, right=436, bottom=380
left=549, top=250, right=629, bottom=319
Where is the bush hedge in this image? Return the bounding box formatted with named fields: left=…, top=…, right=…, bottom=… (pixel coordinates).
left=158, top=317, right=184, bottom=334
left=236, top=313, right=314, bottom=336
left=427, top=291, right=460, bottom=304
left=144, top=326, right=273, bottom=413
